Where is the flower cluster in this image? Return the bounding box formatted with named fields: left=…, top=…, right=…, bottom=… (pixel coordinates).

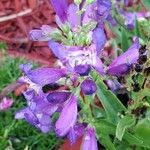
left=15, top=0, right=142, bottom=149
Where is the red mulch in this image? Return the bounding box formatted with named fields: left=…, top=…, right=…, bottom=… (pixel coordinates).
left=0, top=0, right=72, bottom=65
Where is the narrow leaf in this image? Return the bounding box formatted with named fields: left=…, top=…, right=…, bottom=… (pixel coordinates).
left=96, top=77, right=127, bottom=124
left=116, top=115, right=135, bottom=141
left=121, top=27, right=129, bottom=52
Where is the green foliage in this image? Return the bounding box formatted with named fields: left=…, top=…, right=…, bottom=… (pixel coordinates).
left=142, top=0, right=150, bottom=11
left=121, top=27, right=130, bottom=52
left=95, top=76, right=126, bottom=124
left=116, top=115, right=135, bottom=141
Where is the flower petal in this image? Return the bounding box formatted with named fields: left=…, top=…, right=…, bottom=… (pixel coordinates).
left=55, top=95, right=77, bottom=136
left=108, top=64, right=130, bottom=76
left=81, top=127, right=98, bottom=150
left=67, top=4, right=78, bottom=29
left=74, top=64, right=91, bottom=76
left=92, top=56, right=104, bottom=75
left=109, top=37, right=139, bottom=68
left=97, top=0, right=111, bottom=19
left=50, top=0, right=68, bottom=23
left=48, top=41, right=68, bottom=60
left=26, top=67, right=67, bottom=86
left=92, top=25, right=106, bottom=54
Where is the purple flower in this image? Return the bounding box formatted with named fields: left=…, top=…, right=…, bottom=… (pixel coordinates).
left=74, top=64, right=91, bottom=76
left=92, top=24, right=106, bottom=54
left=48, top=41, right=104, bottom=74
left=67, top=3, right=78, bottom=28
left=55, top=95, right=77, bottom=137
left=108, top=37, right=140, bottom=76
left=121, top=11, right=150, bottom=30
left=47, top=91, right=71, bottom=104
left=29, top=25, right=58, bottom=41
left=81, top=78, right=97, bottom=95
left=15, top=90, right=58, bottom=133
left=106, top=79, right=123, bottom=92
left=97, top=0, right=112, bottom=19
left=0, top=97, right=13, bottom=111
left=20, top=64, right=67, bottom=86
left=67, top=124, right=84, bottom=144
left=81, top=127, right=98, bottom=150
left=16, top=108, right=52, bottom=133
left=50, top=0, right=68, bottom=23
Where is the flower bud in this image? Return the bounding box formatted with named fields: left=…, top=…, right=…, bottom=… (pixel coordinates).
left=47, top=92, right=71, bottom=104
left=81, top=79, right=97, bottom=95
left=81, top=127, right=98, bottom=150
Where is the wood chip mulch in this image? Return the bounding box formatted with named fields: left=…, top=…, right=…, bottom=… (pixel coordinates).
left=0, top=0, right=58, bottom=65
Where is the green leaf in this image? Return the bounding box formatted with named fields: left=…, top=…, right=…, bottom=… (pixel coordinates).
left=121, top=27, right=129, bottom=52
left=95, top=77, right=127, bottom=124
left=142, top=0, right=150, bottom=11
left=116, top=115, right=135, bottom=141
left=95, top=120, right=143, bottom=146
left=134, top=19, right=141, bottom=37
left=134, top=118, right=150, bottom=148
left=92, top=105, right=106, bottom=119
left=99, top=134, right=116, bottom=150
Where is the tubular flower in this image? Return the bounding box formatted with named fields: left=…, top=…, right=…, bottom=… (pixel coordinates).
left=81, top=78, right=97, bottom=95
left=67, top=124, right=85, bottom=144
left=50, top=0, right=68, bottom=23
left=108, top=37, right=140, bottom=76
left=55, top=95, right=77, bottom=137
left=29, top=25, right=61, bottom=41
left=92, top=24, right=106, bottom=54
left=20, top=64, right=67, bottom=87
left=48, top=41, right=104, bottom=74
left=81, top=127, right=98, bottom=150
left=15, top=90, right=58, bottom=133
left=97, top=0, right=112, bottom=20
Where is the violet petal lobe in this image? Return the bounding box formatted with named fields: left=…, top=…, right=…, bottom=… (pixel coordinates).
left=67, top=124, right=84, bottom=145
left=108, top=38, right=139, bottom=76
left=67, top=127, right=77, bottom=145
left=48, top=40, right=68, bottom=60
left=97, top=0, right=111, bottom=19
left=26, top=67, right=67, bottom=86
left=74, top=64, right=91, bottom=76
left=92, top=25, right=106, bottom=55
left=81, top=127, right=98, bottom=150
left=108, top=64, right=130, bottom=76
left=50, top=0, right=68, bottom=23
left=67, top=3, right=78, bottom=29
left=47, top=91, right=71, bottom=104
left=92, top=56, right=104, bottom=75
left=55, top=95, right=77, bottom=137
left=20, top=63, right=32, bottom=74
left=108, top=37, right=139, bottom=72
left=29, top=29, right=44, bottom=41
